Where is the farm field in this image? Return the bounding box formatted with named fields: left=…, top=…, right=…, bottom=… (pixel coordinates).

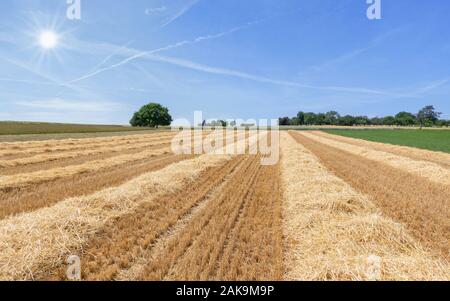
left=0, top=130, right=448, bottom=280
left=0, top=121, right=161, bottom=142
left=324, top=129, right=450, bottom=153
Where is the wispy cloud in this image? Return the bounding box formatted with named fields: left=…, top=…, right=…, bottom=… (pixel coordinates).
left=0, top=77, right=54, bottom=85
left=142, top=53, right=410, bottom=97
left=413, top=78, right=449, bottom=94
left=70, top=39, right=418, bottom=98
left=308, top=47, right=370, bottom=73
left=1, top=57, right=87, bottom=94
left=145, top=7, right=167, bottom=15
left=68, top=22, right=258, bottom=83
left=160, top=0, right=200, bottom=28
left=86, top=40, right=134, bottom=75
left=14, top=98, right=123, bottom=112
left=1, top=57, right=125, bottom=113
left=304, top=27, right=407, bottom=74
left=0, top=31, right=17, bottom=44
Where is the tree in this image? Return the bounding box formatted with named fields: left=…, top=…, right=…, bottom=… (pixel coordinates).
left=208, top=120, right=223, bottom=127
left=278, top=105, right=446, bottom=128
left=370, top=117, right=383, bottom=126
left=339, top=115, right=356, bottom=126
left=279, top=117, right=291, bottom=126
left=325, top=111, right=340, bottom=125
left=395, top=111, right=416, bottom=126
left=417, top=105, right=442, bottom=128
left=355, top=116, right=370, bottom=126
left=382, top=116, right=396, bottom=126
left=436, top=119, right=449, bottom=127
left=129, top=112, right=141, bottom=127
left=316, top=113, right=326, bottom=125
left=304, top=113, right=318, bottom=125
left=297, top=112, right=305, bottom=125
left=130, top=103, right=172, bottom=128
left=289, top=117, right=300, bottom=126
left=218, top=120, right=227, bottom=127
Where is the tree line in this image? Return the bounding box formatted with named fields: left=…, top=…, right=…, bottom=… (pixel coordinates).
left=127, top=102, right=448, bottom=129
left=279, top=105, right=449, bottom=127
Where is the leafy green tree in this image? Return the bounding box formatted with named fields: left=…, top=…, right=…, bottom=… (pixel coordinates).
left=289, top=117, right=300, bottom=126
left=304, top=113, right=318, bottom=125
left=296, top=112, right=305, bottom=125
left=130, top=103, right=172, bottom=128
left=382, top=116, right=396, bottom=126
left=325, top=111, right=340, bottom=125
left=339, top=115, right=356, bottom=126
left=278, top=105, right=446, bottom=127
left=129, top=112, right=141, bottom=127
left=218, top=120, right=227, bottom=127
left=279, top=117, right=291, bottom=126
left=395, top=112, right=416, bottom=126
left=370, top=117, right=383, bottom=126
left=355, top=116, right=370, bottom=126
left=436, top=119, right=449, bottom=127
left=316, top=113, right=326, bottom=125
left=208, top=120, right=225, bottom=127
left=417, top=105, right=442, bottom=128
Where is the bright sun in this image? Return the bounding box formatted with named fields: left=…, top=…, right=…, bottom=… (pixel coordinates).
left=39, top=31, right=59, bottom=49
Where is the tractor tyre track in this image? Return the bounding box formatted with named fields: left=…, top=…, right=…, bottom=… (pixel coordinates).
left=291, top=132, right=450, bottom=260
left=0, top=154, right=192, bottom=219
left=315, top=131, right=450, bottom=169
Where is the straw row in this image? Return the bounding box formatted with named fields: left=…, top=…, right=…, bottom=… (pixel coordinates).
left=0, top=132, right=176, bottom=156
left=0, top=138, right=173, bottom=168
left=0, top=147, right=172, bottom=189
left=0, top=153, right=234, bottom=280
left=314, top=131, right=450, bottom=168
left=300, top=131, right=450, bottom=186
left=281, top=132, right=449, bottom=280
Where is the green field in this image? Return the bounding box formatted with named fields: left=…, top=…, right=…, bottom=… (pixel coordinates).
left=0, top=121, right=167, bottom=142
left=324, top=129, right=450, bottom=153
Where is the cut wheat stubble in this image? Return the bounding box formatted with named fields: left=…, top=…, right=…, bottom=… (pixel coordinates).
left=0, top=132, right=260, bottom=280
left=300, top=131, right=450, bottom=186
left=282, top=132, right=449, bottom=280
left=0, top=152, right=234, bottom=280
left=135, top=155, right=261, bottom=280
left=212, top=159, right=283, bottom=281
left=0, top=131, right=176, bottom=154
left=291, top=131, right=450, bottom=262
left=314, top=131, right=450, bottom=169
left=0, top=147, right=172, bottom=190
left=0, top=137, right=175, bottom=168
left=0, top=132, right=252, bottom=218
left=0, top=154, right=193, bottom=219
left=67, top=156, right=247, bottom=281
left=0, top=143, right=171, bottom=176
left=128, top=154, right=284, bottom=281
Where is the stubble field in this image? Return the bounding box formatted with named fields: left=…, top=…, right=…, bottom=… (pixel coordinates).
left=0, top=130, right=448, bottom=280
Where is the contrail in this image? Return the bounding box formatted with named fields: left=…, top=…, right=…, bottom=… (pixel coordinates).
left=413, top=78, right=449, bottom=94
left=160, top=0, right=200, bottom=28
left=0, top=78, right=54, bottom=85
left=2, top=57, right=85, bottom=93
left=86, top=40, right=134, bottom=75
left=68, top=22, right=259, bottom=84
left=141, top=53, right=414, bottom=97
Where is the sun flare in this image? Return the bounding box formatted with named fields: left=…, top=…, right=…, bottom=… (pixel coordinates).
left=39, top=31, right=59, bottom=49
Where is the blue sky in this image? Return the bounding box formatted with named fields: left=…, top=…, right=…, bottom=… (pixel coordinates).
left=0, top=0, right=449, bottom=124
